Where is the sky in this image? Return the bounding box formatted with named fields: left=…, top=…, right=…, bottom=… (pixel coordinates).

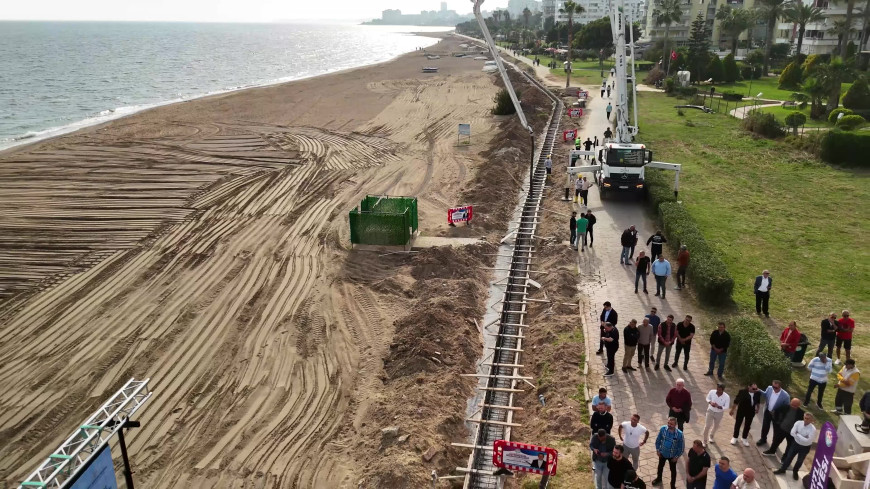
left=1, top=0, right=511, bottom=23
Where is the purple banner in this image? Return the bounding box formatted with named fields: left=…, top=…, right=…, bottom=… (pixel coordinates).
left=808, top=421, right=838, bottom=489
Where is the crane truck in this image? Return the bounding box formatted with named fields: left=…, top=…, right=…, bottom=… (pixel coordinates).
left=567, top=0, right=681, bottom=199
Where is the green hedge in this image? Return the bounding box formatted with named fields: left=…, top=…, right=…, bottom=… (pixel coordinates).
left=720, top=90, right=744, bottom=101
left=820, top=130, right=870, bottom=167
left=726, top=317, right=793, bottom=389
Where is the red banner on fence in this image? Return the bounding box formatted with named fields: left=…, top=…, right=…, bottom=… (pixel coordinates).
left=493, top=440, right=558, bottom=476
left=562, top=129, right=577, bottom=141
left=567, top=108, right=583, bottom=118
left=447, top=205, right=472, bottom=224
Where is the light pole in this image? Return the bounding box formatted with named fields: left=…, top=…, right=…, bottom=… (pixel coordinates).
left=747, top=64, right=754, bottom=97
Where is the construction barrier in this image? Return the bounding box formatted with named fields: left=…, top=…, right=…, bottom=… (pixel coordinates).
left=349, top=195, right=418, bottom=246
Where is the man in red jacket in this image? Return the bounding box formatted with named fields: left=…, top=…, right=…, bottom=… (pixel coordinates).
left=780, top=321, right=800, bottom=360
left=675, top=245, right=690, bottom=290
left=666, top=378, right=693, bottom=431
left=835, top=310, right=855, bottom=366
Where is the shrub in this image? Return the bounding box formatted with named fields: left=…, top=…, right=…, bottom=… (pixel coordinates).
left=677, top=108, right=685, bottom=116
left=836, top=114, right=866, bottom=130
left=842, top=76, right=870, bottom=110
left=645, top=67, right=666, bottom=85
left=820, top=130, right=870, bottom=167
left=657, top=202, right=735, bottom=305
left=492, top=88, right=516, bottom=115
left=723, top=53, right=739, bottom=83
left=739, top=64, right=762, bottom=80
left=727, top=317, right=793, bottom=389
left=784, top=112, right=807, bottom=135
left=721, top=90, right=743, bottom=101
left=742, top=110, right=785, bottom=138
left=675, top=86, right=699, bottom=98
left=778, top=61, right=802, bottom=90
left=707, top=55, right=724, bottom=83
left=827, top=107, right=853, bottom=124
left=664, top=77, right=676, bottom=94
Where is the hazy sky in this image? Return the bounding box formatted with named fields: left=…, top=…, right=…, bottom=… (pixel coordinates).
left=1, top=0, right=511, bottom=22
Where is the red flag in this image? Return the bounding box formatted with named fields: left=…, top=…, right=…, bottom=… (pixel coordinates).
left=671, top=50, right=677, bottom=60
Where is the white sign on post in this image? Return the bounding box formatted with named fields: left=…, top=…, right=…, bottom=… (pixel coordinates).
left=458, top=124, right=471, bottom=136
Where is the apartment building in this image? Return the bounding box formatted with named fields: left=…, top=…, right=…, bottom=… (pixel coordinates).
left=778, top=0, right=866, bottom=55
left=548, top=0, right=647, bottom=27
left=643, top=0, right=766, bottom=52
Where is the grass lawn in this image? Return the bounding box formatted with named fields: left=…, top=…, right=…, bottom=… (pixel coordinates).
left=636, top=91, right=869, bottom=422
left=712, top=77, right=854, bottom=102
left=756, top=105, right=833, bottom=128
left=547, top=68, right=609, bottom=87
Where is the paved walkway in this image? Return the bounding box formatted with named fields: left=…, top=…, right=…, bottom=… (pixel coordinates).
left=568, top=77, right=796, bottom=488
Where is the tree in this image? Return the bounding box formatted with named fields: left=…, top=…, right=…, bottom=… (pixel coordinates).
left=801, top=76, right=827, bottom=119
left=717, top=5, right=754, bottom=56
left=842, top=76, right=870, bottom=110
left=687, top=13, right=712, bottom=80
left=723, top=53, right=740, bottom=82
left=559, top=1, right=584, bottom=88
left=756, top=0, right=787, bottom=75
left=652, top=0, right=684, bottom=75
left=784, top=112, right=807, bottom=135
left=707, top=55, right=725, bottom=82
left=782, top=0, right=824, bottom=60
left=802, top=53, right=822, bottom=77
left=832, top=0, right=858, bottom=58
left=778, top=61, right=803, bottom=89
left=523, top=7, right=532, bottom=28
left=822, top=56, right=854, bottom=113
left=827, top=19, right=852, bottom=54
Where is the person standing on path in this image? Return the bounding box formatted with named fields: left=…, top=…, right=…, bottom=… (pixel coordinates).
left=581, top=177, right=593, bottom=207
left=584, top=137, right=594, bottom=160
left=646, top=307, right=661, bottom=358
left=730, top=383, right=761, bottom=446
left=634, top=251, right=651, bottom=294
left=608, top=446, right=633, bottom=489
left=545, top=154, right=552, bottom=178
left=857, top=392, right=870, bottom=433
left=619, top=414, right=649, bottom=470
left=652, top=417, right=684, bottom=489
left=833, top=358, right=860, bottom=414
left=675, top=245, right=689, bottom=290
left=762, top=398, right=804, bottom=457
left=780, top=321, right=800, bottom=360
left=804, top=352, right=833, bottom=408
left=598, top=302, right=618, bottom=354
left=712, top=457, right=738, bottom=489
left=702, top=383, right=730, bottom=445
left=835, top=309, right=855, bottom=365
left=575, top=175, right=583, bottom=203
left=576, top=212, right=589, bottom=252
left=604, top=126, right=613, bottom=141
left=753, top=270, right=772, bottom=317
left=637, top=318, right=654, bottom=369
left=607, top=85, right=612, bottom=98
left=652, top=255, right=672, bottom=299
left=601, top=80, right=607, bottom=97
left=731, top=468, right=761, bottom=488
left=594, top=135, right=599, bottom=149
left=591, top=429, right=616, bottom=489
left=592, top=403, right=615, bottom=434
left=672, top=315, right=695, bottom=370
left=646, top=231, right=667, bottom=261
left=585, top=208, right=597, bottom=245
left=620, top=226, right=637, bottom=265
left=705, top=322, right=731, bottom=380
left=685, top=440, right=711, bottom=489
left=592, top=387, right=613, bottom=412
left=817, top=312, right=839, bottom=358
left=655, top=315, right=677, bottom=371
left=622, top=320, right=640, bottom=372
left=756, top=380, right=790, bottom=447
left=606, top=102, right=613, bottom=120
left=602, top=322, right=620, bottom=377
left=569, top=211, right=578, bottom=249
left=666, top=379, right=693, bottom=431
left=773, top=412, right=816, bottom=481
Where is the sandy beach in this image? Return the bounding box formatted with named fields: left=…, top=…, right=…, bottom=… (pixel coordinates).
left=0, top=34, right=546, bottom=487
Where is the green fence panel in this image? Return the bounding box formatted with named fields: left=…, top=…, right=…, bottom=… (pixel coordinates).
left=350, top=195, right=417, bottom=246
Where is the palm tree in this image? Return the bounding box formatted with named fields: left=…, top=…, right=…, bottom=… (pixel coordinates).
left=492, top=10, right=502, bottom=26
left=822, top=56, right=853, bottom=113
left=756, top=0, right=787, bottom=75
left=652, top=0, right=684, bottom=76
left=782, top=1, right=824, bottom=58
left=717, top=5, right=755, bottom=56
left=522, top=7, right=532, bottom=45
left=827, top=19, right=852, bottom=54
left=559, top=0, right=584, bottom=87
left=801, top=76, right=827, bottom=119
left=831, top=0, right=858, bottom=58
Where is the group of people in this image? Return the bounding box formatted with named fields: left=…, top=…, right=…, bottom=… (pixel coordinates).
left=618, top=227, right=690, bottom=299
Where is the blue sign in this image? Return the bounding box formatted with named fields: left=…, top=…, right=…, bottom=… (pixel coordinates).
left=70, top=446, right=118, bottom=489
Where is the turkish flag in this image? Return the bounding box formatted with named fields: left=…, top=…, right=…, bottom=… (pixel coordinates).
left=671, top=50, right=677, bottom=60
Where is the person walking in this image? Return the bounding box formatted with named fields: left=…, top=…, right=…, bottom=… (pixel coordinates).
left=685, top=440, right=711, bottom=489
left=705, top=322, right=731, bottom=380
left=835, top=309, right=855, bottom=365
left=712, top=457, right=738, bottom=489
left=604, top=126, right=613, bottom=141
left=576, top=212, right=589, bottom=252
left=569, top=211, right=578, bottom=250
left=833, top=359, right=859, bottom=415
left=773, top=412, right=816, bottom=480
left=602, top=322, right=620, bottom=377
left=545, top=154, right=552, bottom=177
left=666, top=379, right=693, bottom=431
left=655, top=315, right=677, bottom=371
left=756, top=380, right=790, bottom=446
left=584, top=137, right=594, bottom=160
left=672, top=315, right=695, bottom=370
left=762, top=398, right=804, bottom=457
left=675, top=245, right=689, bottom=290
left=594, top=135, right=599, bottom=149
left=634, top=251, right=651, bottom=294
left=608, top=446, right=633, bottom=489
left=598, top=302, right=618, bottom=354
left=585, top=208, right=596, bottom=246
left=651, top=255, right=671, bottom=299
left=618, top=414, right=649, bottom=470
left=730, top=383, right=761, bottom=446
left=646, top=231, right=667, bottom=261
left=804, top=352, right=832, bottom=408
left=606, top=102, right=613, bottom=120
left=620, top=226, right=637, bottom=265
left=817, top=312, right=839, bottom=358
left=779, top=321, right=800, bottom=360
left=646, top=307, right=661, bottom=358
left=592, top=403, right=615, bottom=434
left=753, top=270, right=772, bottom=317
left=591, top=429, right=616, bottom=489
left=637, top=318, right=654, bottom=369
left=601, top=80, right=607, bottom=97
left=581, top=177, right=594, bottom=208
left=651, top=417, right=684, bottom=489
left=607, top=85, right=612, bottom=98
left=731, top=468, right=761, bottom=488
left=702, top=383, right=730, bottom=446
left=622, top=320, right=640, bottom=372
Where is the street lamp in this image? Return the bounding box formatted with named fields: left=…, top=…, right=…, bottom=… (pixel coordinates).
left=747, top=64, right=754, bottom=97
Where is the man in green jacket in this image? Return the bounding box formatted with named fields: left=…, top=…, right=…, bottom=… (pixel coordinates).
left=576, top=213, right=589, bottom=252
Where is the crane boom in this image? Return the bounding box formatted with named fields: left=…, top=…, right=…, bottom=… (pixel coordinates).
left=609, top=0, right=638, bottom=143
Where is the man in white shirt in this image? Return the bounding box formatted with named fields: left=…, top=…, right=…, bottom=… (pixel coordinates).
left=703, top=383, right=730, bottom=445
left=774, top=413, right=816, bottom=480
left=618, top=413, right=649, bottom=470
left=753, top=270, right=772, bottom=317
left=731, top=468, right=761, bottom=488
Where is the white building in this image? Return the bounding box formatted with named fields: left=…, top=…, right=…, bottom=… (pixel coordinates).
left=777, top=0, right=866, bottom=55
left=553, top=0, right=647, bottom=27
left=508, top=0, right=543, bottom=16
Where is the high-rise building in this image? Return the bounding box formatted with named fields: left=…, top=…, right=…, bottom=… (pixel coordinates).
left=542, top=0, right=558, bottom=27
left=441, top=2, right=448, bottom=12
left=644, top=0, right=765, bottom=52
left=778, top=0, right=866, bottom=55
left=553, top=0, right=646, bottom=29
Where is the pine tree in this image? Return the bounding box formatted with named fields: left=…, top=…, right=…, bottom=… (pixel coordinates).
left=707, top=55, right=725, bottom=82
left=723, top=53, right=739, bottom=83
left=687, top=13, right=711, bottom=82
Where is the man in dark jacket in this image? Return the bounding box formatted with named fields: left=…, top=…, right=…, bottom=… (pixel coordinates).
left=569, top=211, right=577, bottom=250
left=672, top=315, right=696, bottom=370
left=602, top=322, right=620, bottom=377
left=622, top=319, right=640, bottom=372
left=857, top=392, right=870, bottom=433
left=591, top=403, right=614, bottom=434
left=729, top=383, right=761, bottom=446
left=705, top=322, right=731, bottom=380
left=762, top=398, right=804, bottom=457
left=666, top=378, right=693, bottom=431
left=620, top=226, right=637, bottom=265
left=646, top=231, right=668, bottom=261
left=598, top=301, right=618, bottom=354
left=817, top=312, right=839, bottom=358
left=590, top=429, right=616, bottom=489
left=608, top=445, right=633, bottom=489
left=753, top=270, right=772, bottom=317
left=585, top=209, right=597, bottom=246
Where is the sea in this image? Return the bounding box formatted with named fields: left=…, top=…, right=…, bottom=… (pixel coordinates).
left=0, top=22, right=449, bottom=150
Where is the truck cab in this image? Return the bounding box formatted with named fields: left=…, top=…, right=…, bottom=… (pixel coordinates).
left=600, top=142, right=653, bottom=197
